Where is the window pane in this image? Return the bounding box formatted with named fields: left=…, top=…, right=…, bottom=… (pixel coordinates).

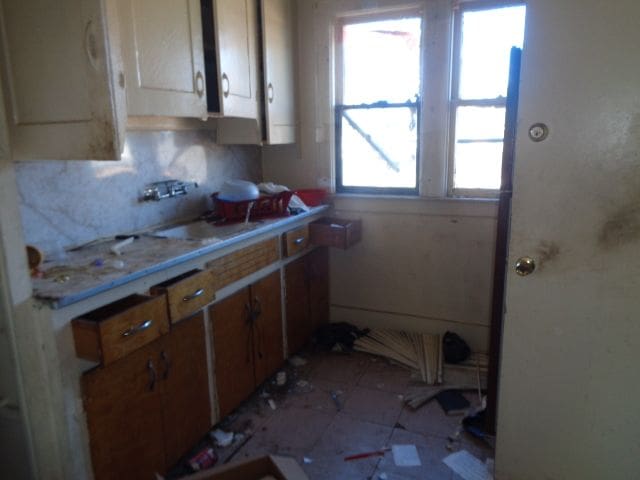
left=458, top=6, right=525, bottom=99
left=342, top=18, right=421, bottom=105
left=456, top=106, right=506, bottom=141
left=340, top=106, right=417, bottom=189
left=453, top=142, right=503, bottom=190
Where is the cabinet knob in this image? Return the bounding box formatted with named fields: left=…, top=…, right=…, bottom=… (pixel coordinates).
left=267, top=83, right=274, bottom=103
left=195, top=71, right=205, bottom=98
left=221, top=73, right=230, bottom=98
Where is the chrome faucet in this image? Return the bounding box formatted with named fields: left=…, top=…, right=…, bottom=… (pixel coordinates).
left=141, top=180, right=198, bottom=202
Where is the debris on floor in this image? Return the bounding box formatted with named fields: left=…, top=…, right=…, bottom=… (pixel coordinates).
left=329, top=390, right=343, bottom=411
left=392, top=444, right=421, bottom=467
left=288, top=355, right=308, bottom=367
left=210, top=429, right=234, bottom=448
left=353, top=329, right=442, bottom=384
left=435, top=389, right=471, bottom=416
left=443, top=449, right=493, bottom=480
left=343, top=447, right=390, bottom=461
left=187, top=446, right=217, bottom=471
left=313, top=322, right=369, bottom=351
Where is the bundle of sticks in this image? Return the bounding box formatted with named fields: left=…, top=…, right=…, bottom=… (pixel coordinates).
left=353, top=329, right=442, bottom=385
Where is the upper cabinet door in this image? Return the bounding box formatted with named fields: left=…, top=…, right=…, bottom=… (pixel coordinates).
left=0, top=0, right=125, bottom=160
left=261, top=0, right=296, bottom=144
left=118, top=0, right=207, bottom=118
left=212, top=0, right=259, bottom=119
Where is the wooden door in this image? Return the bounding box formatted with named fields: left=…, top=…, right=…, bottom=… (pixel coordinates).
left=284, top=256, right=311, bottom=355
left=0, top=0, right=124, bottom=159
left=496, top=1, right=640, bottom=478
left=251, top=271, right=284, bottom=385
left=260, top=0, right=296, bottom=143
left=307, top=247, right=329, bottom=332
left=210, top=288, right=255, bottom=418
left=213, top=0, right=259, bottom=119
left=82, top=340, right=165, bottom=480
left=118, top=0, right=207, bottom=117
left=161, top=312, right=211, bottom=469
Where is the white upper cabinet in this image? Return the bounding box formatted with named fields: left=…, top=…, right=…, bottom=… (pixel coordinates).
left=0, top=0, right=125, bottom=160
left=118, top=0, right=207, bottom=118
left=210, top=0, right=260, bottom=119
left=261, top=0, right=296, bottom=144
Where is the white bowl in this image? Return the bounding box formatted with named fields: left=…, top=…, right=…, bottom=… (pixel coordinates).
left=218, top=180, right=260, bottom=202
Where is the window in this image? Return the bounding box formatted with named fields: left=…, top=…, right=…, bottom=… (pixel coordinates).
left=335, top=14, right=422, bottom=195
left=449, top=3, right=526, bottom=195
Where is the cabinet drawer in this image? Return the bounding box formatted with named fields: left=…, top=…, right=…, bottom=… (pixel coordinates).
left=206, top=237, right=279, bottom=290
left=150, top=269, right=215, bottom=323
left=282, top=225, right=309, bottom=257
left=72, top=295, right=169, bottom=365
left=309, top=217, right=362, bottom=249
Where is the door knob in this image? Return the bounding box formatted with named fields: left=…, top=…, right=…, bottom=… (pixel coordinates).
left=515, top=256, right=536, bottom=276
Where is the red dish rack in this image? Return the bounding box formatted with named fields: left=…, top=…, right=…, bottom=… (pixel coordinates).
left=209, top=191, right=294, bottom=223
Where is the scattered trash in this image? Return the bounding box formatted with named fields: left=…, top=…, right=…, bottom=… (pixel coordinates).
left=222, top=433, right=253, bottom=464
left=54, top=274, right=70, bottom=283
left=344, top=447, right=390, bottom=461
left=110, top=259, right=125, bottom=269
left=314, top=322, right=369, bottom=351
left=330, top=391, right=342, bottom=411
left=110, top=236, right=135, bottom=256
left=354, top=329, right=442, bottom=384
left=436, top=390, right=470, bottom=416
left=303, top=457, right=313, bottom=464
left=210, top=429, right=234, bottom=447
left=268, top=399, right=277, bottom=410
left=392, top=444, right=421, bottom=467
left=296, top=380, right=309, bottom=388
left=276, top=371, right=287, bottom=386
left=188, top=446, right=217, bottom=471
left=92, top=258, right=104, bottom=267
left=288, top=355, right=308, bottom=367
left=443, top=332, right=471, bottom=364
left=378, top=473, right=388, bottom=480
left=443, top=450, right=492, bottom=480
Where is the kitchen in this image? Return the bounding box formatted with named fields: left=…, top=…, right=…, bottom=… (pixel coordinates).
left=1, top=0, right=639, bottom=479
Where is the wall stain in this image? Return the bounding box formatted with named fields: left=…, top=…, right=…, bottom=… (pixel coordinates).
left=598, top=202, right=640, bottom=251
left=535, top=240, right=561, bottom=269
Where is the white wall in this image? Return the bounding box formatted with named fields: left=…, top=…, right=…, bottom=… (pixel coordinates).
left=263, top=0, right=498, bottom=351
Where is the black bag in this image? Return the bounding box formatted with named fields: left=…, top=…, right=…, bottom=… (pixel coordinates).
left=442, top=331, right=471, bottom=364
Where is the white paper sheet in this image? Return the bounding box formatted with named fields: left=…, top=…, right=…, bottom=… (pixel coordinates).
left=392, top=444, right=421, bottom=467
left=442, top=450, right=492, bottom=480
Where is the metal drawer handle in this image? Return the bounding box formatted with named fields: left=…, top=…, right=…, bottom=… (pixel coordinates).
left=147, top=360, right=156, bottom=391
left=122, top=319, right=153, bottom=337
left=267, top=83, right=274, bottom=103
left=221, top=73, right=230, bottom=97
left=195, top=71, right=205, bottom=98
left=294, top=237, right=306, bottom=245
left=183, top=288, right=205, bottom=302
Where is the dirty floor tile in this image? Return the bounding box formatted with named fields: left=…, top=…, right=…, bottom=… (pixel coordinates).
left=310, top=352, right=370, bottom=384
left=374, top=429, right=454, bottom=480
left=304, top=412, right=393, bottom=479
left=341, top=385, right=405, bottom=427
left=397, top=399, right=464, bottom=439
left=357, top=359, right=413, bottom=394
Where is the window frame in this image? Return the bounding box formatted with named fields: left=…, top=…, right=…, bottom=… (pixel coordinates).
left=334, top=10, right=424, bottom=196
left=447, top=0, right=526, bottom=198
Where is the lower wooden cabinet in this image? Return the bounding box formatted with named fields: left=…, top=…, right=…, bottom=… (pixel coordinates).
left=285, top=247, right=329, bottom=354
left=82, top=312, right=210, bottom=480
left=211, top=270, right=283, bottom=418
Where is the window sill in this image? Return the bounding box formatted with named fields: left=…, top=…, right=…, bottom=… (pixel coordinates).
left=331, top=193, right=498, bottom=218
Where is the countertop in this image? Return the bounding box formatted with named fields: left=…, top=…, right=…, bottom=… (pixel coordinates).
left=33, top=207, right=328, bottom=309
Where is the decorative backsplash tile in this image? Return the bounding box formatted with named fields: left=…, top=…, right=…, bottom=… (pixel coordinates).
left=15, top=130, right=261, bottom=254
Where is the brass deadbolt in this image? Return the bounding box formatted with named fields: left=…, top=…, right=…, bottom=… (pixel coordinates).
left=515, top=256, right=536, bottom=276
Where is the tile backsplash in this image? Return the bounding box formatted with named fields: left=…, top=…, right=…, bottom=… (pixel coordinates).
left=15, top=130, right=261, bottom=254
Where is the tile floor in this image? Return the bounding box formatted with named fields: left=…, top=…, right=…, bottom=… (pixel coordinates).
left=171, top=350, right=493, bottom=480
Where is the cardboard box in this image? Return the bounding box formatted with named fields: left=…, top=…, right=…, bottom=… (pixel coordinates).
left=179, top=455, right=309, bottom=480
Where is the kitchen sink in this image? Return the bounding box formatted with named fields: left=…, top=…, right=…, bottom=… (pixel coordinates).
left=151, top=220, right=262, bottom=244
